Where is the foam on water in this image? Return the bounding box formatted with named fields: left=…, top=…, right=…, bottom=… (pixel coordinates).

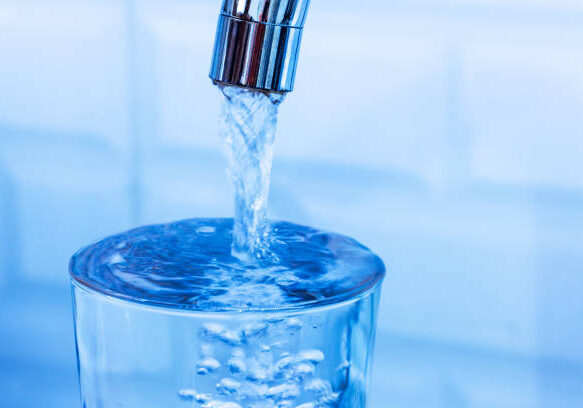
left=70, top=218, right=385, bottom=312
left=219, top=86, right=284, bottom=259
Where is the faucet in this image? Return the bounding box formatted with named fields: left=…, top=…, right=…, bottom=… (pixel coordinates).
left=210, top=0, right=312, bottom=93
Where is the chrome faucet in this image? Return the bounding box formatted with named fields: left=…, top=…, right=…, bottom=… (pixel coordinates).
left=210, top=0, right=311, bottom=93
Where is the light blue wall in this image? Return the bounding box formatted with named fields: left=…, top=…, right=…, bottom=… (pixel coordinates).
left=1, top=1, right=582, bottom=407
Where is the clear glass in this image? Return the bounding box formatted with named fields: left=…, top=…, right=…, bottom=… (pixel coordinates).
left=71, top=281, right=381, bottom=408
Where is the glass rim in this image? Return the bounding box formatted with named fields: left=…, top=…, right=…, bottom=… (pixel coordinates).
left=70, top=276, right=384, bottom=317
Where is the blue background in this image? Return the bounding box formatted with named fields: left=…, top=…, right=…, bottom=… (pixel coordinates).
left=1, top=0, right=583, bottom=407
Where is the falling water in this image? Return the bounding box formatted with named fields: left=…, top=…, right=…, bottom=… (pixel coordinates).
left=219, top=85, right=285, bottom=260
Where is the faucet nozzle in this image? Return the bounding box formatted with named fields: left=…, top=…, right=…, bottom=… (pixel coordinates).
left=210, top=0, right=311, bottom=93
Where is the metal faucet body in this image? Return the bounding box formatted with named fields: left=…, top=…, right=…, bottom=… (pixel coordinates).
left=210, top=0, right=311, bottom=93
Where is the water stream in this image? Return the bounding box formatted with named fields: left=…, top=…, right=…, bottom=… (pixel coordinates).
left=219, top=85, right=285, bottom=260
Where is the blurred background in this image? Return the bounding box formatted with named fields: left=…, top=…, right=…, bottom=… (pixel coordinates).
left=1, top=0, right=583, bottom=407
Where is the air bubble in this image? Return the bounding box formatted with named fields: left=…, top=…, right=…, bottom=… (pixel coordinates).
left=198, top=367, right=209, bottom=375
left=228, top=358, right=246, bottom=375
left=195, top=393, right=212, bottom=404
left=294, top=403, right=316, bottom=408
left=275, top=356, right=294, bottom=371
left=285, top=318, right=303, bottom=332
left=197, top=357, right=221, bottom=374
left=107, top=253, right=125, bottom=264
left=202, top=323, right=242, bottom=345
left=177, top=389, right=197, bottom=400
left=246, top=360, right=269, bottom=383
left=275, top=274, right=299, bottom=286
left=196, top=226, right=216, bottom=234
left=304, top=378, right=338, bottom=404
left=200, top=343, right=213, bottom=356
left=241, top=322, right=268, bottom=339
left=202, top=401, right=242, bottom=408
left=293, top=363, right=315, bottom=379
left=266, top=383, right=300, bottom=401
left=182, top=318, right=345, bottom=406
left=298, top=350, right=325, bottom=364
left=337, top=360, right=350, bottom=371
left=295, top=403, right=316, bottom=408
left=217, top=378, right=241, bottom=395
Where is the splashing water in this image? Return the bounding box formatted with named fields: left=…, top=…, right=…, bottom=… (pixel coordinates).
left=219, top=86, right=285, bottom=259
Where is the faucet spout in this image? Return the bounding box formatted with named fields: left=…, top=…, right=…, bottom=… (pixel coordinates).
left=210, top=0, right=312, bottom=93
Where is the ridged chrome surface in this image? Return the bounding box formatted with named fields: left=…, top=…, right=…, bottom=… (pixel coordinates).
left=220, top=0, right=310, bottom=26
left=210, top=0, right=311, bottom=93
